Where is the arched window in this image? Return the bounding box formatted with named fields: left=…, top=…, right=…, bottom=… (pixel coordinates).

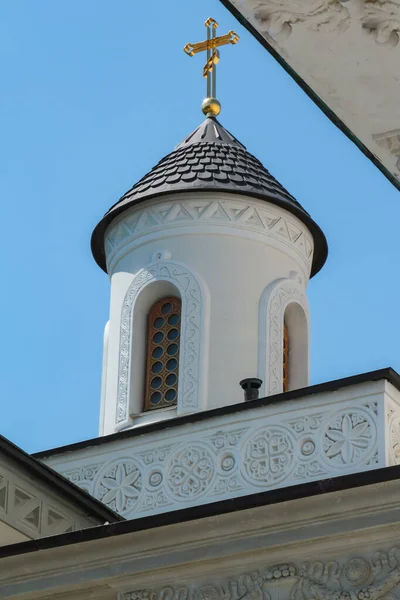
left=259, top=279, right=309, bottom=397
left=144, top=296, right=181, bottom=411
left=283, top=322, right=289, bottom=392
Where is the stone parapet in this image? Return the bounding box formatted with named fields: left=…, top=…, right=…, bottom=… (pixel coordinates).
left=41, top=375, right=400, bottom=519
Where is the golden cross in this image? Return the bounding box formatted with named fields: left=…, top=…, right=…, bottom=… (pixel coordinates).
left=184, top=18, right=239, bottom=117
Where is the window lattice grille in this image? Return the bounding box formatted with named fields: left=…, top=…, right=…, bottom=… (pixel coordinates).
left=144, top=296, right=181, bottom=411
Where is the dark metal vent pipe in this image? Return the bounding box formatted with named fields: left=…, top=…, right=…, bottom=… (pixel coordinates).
left=239, top=378, right=263, bottom=402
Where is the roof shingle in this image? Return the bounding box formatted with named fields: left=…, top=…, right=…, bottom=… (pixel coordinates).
left=91, top=118, right=327, bottom=275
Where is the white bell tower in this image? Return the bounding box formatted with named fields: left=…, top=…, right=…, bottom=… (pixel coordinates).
left=91, top=117, right=327, bottom=436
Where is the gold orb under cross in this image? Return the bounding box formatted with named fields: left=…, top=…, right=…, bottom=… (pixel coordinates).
left=201, top=97, right=221, bottom=117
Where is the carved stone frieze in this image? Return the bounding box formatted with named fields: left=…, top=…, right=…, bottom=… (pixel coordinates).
left=165, top=443, right=215, bottom=501
left=362, top=0, right=400, bottom=46
left=94, top=459, right=142, bottom=515
left=386, top=399, right=400, bottom=464
left=60, top=396, right=380, bottom=519
left=241, top=424, right=295, bottom=486
left=226, top=0, right=400, bottom=191
left=373, top=130, right=400, bottom=171
left=322, top=408, right=376, bottom=467
left=104, top=197, right=314, bottom=275
left=246, top=0, right=400, bottom=46
left=120, top=546, right=400, bottom=600
left=0, top=465, right=92, bottom=539
left=253, top=0, right=350, bottom=40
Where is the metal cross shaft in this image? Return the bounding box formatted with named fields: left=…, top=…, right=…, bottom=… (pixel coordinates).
left=184, top=18, right=239, bottom=101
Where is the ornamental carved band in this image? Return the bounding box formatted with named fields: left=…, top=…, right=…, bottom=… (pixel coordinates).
left=104, top=196, right=314, bottom=276
left=63, top=401, right=379, bottom=518
left=251, top=0, right=400, bottom=47
left=116, top=260, right=206, bottom=425
left=254, top=0, right=350, bottom=40
left=0, top=466, right=86, bottom=538
left=259, top=278, right=309, bottom=396
left=121, top=546, right=400, bottom=600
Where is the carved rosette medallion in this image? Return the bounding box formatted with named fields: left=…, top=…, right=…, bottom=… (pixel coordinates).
left=322, top=410, right=376, bottom=467
left=220, top=453, right=236, bottom=473
left=300, top=439, right=316, bottom=456
left=344, top=558, right=371, bottom=586
left=195, top=585, right=220, bottom=600
left=94, top=459, right=142, bottom=514
left=165, top=443, right=215, bottom=500
left=241, top=425, right=295, bottom=486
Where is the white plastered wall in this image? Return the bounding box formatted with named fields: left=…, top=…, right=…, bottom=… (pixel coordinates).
left=100, top=191, right=315, bottom=435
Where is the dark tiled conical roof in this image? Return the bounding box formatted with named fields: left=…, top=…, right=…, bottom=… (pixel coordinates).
left=91, top=118, right=327, bottom=275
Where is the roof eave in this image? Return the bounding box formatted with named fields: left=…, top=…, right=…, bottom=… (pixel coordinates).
left=91, top=187, right=328, bottom=276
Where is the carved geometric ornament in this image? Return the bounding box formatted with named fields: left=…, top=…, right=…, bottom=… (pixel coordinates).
left=63, top=399, right=379, bottom=520
left=105, top=196, right=314, bottom=275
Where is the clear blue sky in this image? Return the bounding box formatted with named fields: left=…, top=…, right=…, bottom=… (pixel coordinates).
left=1, top=0, right=399, bottom=454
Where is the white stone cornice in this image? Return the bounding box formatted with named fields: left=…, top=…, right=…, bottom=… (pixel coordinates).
left=121, top=545, right=400, bottom=600
left=227, top=0, right=400, bottom=184
left=4, top=480, right=400, bottom=599
left=0, top=456, right=97, bottom=540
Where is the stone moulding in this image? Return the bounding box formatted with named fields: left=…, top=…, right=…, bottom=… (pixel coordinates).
left=104, top=195, right=314, bottom=277
left=373, top=129, right=400, bottom=171
left=120, top=545, right=400, bottom=600
left=58, top=384, right=387, bottom=519
left=362, top=0, right=400, bottom=47
left=0, top=463, right=91, bottom=539
left=116, top=260, right=209, bottom=427
left=253, top=0, right=351, bottom=40
left=248, top=0, right=400, bottom=47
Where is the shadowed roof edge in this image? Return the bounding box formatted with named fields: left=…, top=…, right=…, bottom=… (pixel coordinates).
left=91, top=118, right=327, bottom=276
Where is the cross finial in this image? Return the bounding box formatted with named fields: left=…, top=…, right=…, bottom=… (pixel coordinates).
left=184, top=18, right=239, bottom=118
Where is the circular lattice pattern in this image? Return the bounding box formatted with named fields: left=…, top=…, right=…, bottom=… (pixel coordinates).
left=166, top=443, right=215, bottom=500
left=94, top=459, right=142, bottom=515
left=145, top=296, right=181, bottom=410
left=322, top=409, right=376, bottom=467
left=241, top=426, right=295, bottom=486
